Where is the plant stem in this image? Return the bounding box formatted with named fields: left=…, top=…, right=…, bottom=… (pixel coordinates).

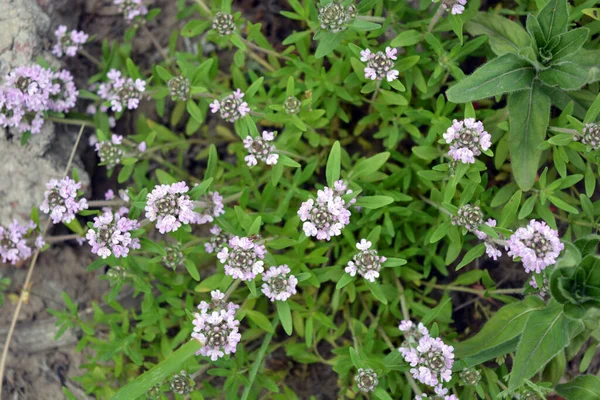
left=48, top=116, right=94, bottom=127
left=246, top=49, right=276, bottom=72
left=356, top=15, right=386, bottom=23
left=240, top=37, right=293, bottom=61
left=45, top=233, right=82, bottom=244
left=87, top=199, right=128, bottom=207
left=0, top=124, right=88, bottom=396
left=195, top=0, right=212, bottom=16
left=394, top=276, right=410, bottom=321
left=78, top=48, right=102, bottom=66
left=427, top=5, right=445, bottom=33
left=140, top=24, right=171, bottom=65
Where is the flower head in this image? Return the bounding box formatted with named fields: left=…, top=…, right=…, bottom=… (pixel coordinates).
left=443, top=118, right=491, bottom=164
left=40, top=177, right=88, bottom=224
left=345, top=239, right=386, bottom=282
left=283, top=96, right=301, bottom=115
left=210, top=89, right=250, bottom=122
left=193, top=191, right=225, bottom=224
left=0, top=220, right=37, bottom=265
left=167, top=76, right=191, bottom=102
left=114, top=0, right=148, bottom=22
left=217, top=236, right=265, bottom=281
left=459, top=367, right=481, bottom=386
left=506, top=220, right=564, bottom=273
left=145, top=182, right=197, bottom=233
left=581, top=123, right=600, bottom=150
left=360, top=47, right=399, bottom=82
left=95, top=134, right=124, bottom=169
left=441, top=0, right=467, bottom=15
left=297, top=181, right=353, bottom=241
left=86, top=211, right=140, bottom=259
left=205, top=225, right=231, bottom=254
left=163, top=245, right=185, bottom=270
left=212, top=12, right=235, bottom=35
left=48, top=70, right=78, bottom=113
left=52, top=25, right=88, bottom=57
left=261, top=265, right=298, bottom=302
left=169, top=371, right=194, bottom=394
left=243, top=131, right=279, bottom=167
left=355, top=368, right=378, bottom=392
left=318, top=2, right=356, bottom=32
left=452, top=204, right=483, bottom=231
left=98, top=69, right=145, bottom=112
left=191, top=290, right=241, bottom=361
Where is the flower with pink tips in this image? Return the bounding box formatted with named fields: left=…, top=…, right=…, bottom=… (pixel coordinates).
left=0, top=220, right=37, bottom=265
left=52, top=25, right=88, bottom=58
left=345, top=239, right=386, bottom=282
left=48, top=70, right=79, bottom=113
left=145, top=182, right=197, bottom=234
left=506, top=219, right=563, bottom=273
left=40, top=177, right=88, bottom=224
left=205, top=225, right=231, bottom=254
left=217, top=236, right=265, bottom=281
left=261, top=265, right=298, bottom=302
left=86, top=211, right=140, bottom=259
left=210, top=89, right=250, bottom=123
left=97, top=69, right=146, bottom=112
left=360, top=47, right=399, bottom=82
left=243, top=131, right=279, bottom=167
left=443, top=118, right=491, bottom=164
left=193, top=191, right=225, bottom=224
left=114, top=0, right=148, bottom=22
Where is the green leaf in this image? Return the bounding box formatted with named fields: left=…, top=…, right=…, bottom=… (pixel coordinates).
left=390, top=30, right=422, bottom=47
left=465, top=12, right=533, bottom=56
left=276, top=301, right=293, bottom=336
left=454, top=296, right=546, bottom=359
left=537, top=0, right=568, bottom=43
left=246, top=77, right=264, bottom=98
left=508, top=82, right=551, bottom=191
left=184, top=259, right=200, bottom=281
left=112, top=340, right=201, bottom=400
left=354, top=196, right=394, bottom=209
left=499, top=190, right=522, bottom=228
left=446, top=54, right=535, bottom=103
left=373, top=388, right=394, bottom=400
left=186, top=99, right=204, bottom=123
left=366, top=281, right=387, bottom=304
left=430, top=220, right=451, bottom=243
left=206, top=144, right=218, bottom=180
left=539, top=61, right=588, bottom=90
left=350, top=152, right=390, bottom=179
left=189, top=177, right=213, bottom=200
left=326, top=141, right=341, bottom=187
left=509, top=302, right=585, bottom=389
left=556, top=375, right=600, bottom=400
left=379, top=90, right=407, bottom=106
left=315, top=32, right=343, bottom=58
left=336, top=273, right=355, bottom=289
left=248, top=216, right=262, bottom=235
left=584, top=92, right=600, bottom=124
left=456, top=243, right=486, bottom=270
left=246, top=310, right=275, bottom=333
left=548, top=195, right=579, bottom=214
left=155, top=65, right=173, bottom=82
left=155, top=169, right=178, bottom=185
left=551, top=28, right=589, bottom=62
left=350, top=19, right=381, bottom=31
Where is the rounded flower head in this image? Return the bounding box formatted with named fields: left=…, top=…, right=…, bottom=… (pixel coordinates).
left=360, top=47, right=399, bottom=82
left=355, top=368, right=378, bottom=393
left=581, top=123, right=600, bottom=150
left=443, top=118, right=491, bottom=164
left=95, top=134, right=124, bottom=169
left=98, top=69, right=145, bottom=112
left=212, top=12, right=235, bottom=35
left=345, top=239, right=387, bottom=282
left=86, top=211, right=140, bottom=259
left=283, top=96, right=301, bottom=115
left=318, top=2, right=356, bottom=32
left=40, top=177, right=88, bottom=224
left=205, top=225, right=231, bottom=254
left=506, top=219, right=564, bottom=273
left=114, top=0, right=148, bottom=22
left=191, top=290, right=241, bottom=361
left=163, top=245, right=185, bottom=270
left=169, top=371, right=194, bottom=394
left=261, top=265, right=298, bottom=302
left=459, top=367, right=481, bottom=386
left=297, top=181, right=353, bottom=241
left=217, top=236, right=265, bottom=281
left=4, top=65, right=54, bottom=113
left=210, top=89, right=250, bottom=123
left=0, top=220, right=37, bottom=265
left=167, top=76, right=191, bottom=102
left=52, top=25, right=88, bottom=58
left=441, top=0, right=467, bottom=15
left=193, top=191, right=225, bottom=224
left=452, top=204, right=483, bottom=231
left=48, top=70, right=78, bottom=113
left=243, top=131, right=279, bottom=167
left=145, top=182, right=197, bottom=234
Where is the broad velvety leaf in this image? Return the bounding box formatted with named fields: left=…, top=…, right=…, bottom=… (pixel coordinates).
left=509, top=302, right=585, bottom=389
left=446, top=53, right=535, bottom=103
left=537, top=0, right=569, bottom=43
left=556, top=375, right=600, bottom=400
left=508, top=82, right=551, bottom=191
left=465, top=12, right=533, bottom=57
left=552, top=28, right=590, bottom=62
left=539, top=61, right=588, bottom=90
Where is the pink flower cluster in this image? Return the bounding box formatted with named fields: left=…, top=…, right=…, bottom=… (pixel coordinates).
left=52, top=25, right=88, bottom=58
left=114, top=0, right=148, bottom=22
left=193, top=191, right=225, bottom=224
left=345, top=239, right=386, bottom=282
left=95, top=134, right=124, bottom=169
left=191, top=290, right=241, bottom=361
left=416, top=387, right=458, bottom=400
left=440, top=0, right=467, bottom=15
left=204, top=225, right=231, bottom=254
left=399, top=320, right=455, bottom=388
left=98, top=69, right=146, bottom=112
left=243, top=131, right=279, bottom=167
left=40, top=177, right=88, bottom=224
left=474, top=218, right=502, bottom=260
left=86, top=211, right=140, bottom=259
left=360, top=47, right=399, bottom=82
left=506, top=219, right=563, bottom=273
left=298, top=180, right=353, bottom=241
left=102, top=189, right=130, bottom=217
left=0, top=65, right=78, bottom=134
left=210, top=89, right=250, bottom=123
left=217, top=236, right=266, bottom=281
left=443, top=118, right=491, bottom=164
left=261, top=265, right=298, bottom=302
left=145, top=182, right=196, bottom=234
left=0, top=220, right=42, bottom=265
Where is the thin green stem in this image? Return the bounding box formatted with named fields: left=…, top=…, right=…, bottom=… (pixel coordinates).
left=78, top=48, right=101, bottom=66
left=548, top=126, right=580, bottom=135
left=356, top=15, right=386, bottom=23
left=240, top=37, right=292, bottom=61
left=87, top=199, right=128, bottom=207
left=195, top=0, right=212, bottom=16
left=45, top=233, right=82, bottom=244
left=141, top=24, right=171, bottom=66
left=427, top=5, right=445, bottom=33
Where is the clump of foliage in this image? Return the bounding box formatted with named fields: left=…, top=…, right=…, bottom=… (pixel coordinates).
left=2, top=0, right=600, bottom=399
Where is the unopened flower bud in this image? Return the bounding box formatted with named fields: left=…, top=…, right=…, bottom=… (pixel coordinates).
left=452, top=204, right=484, bottom=231
left=168, top=76, right=191, bottom=102
left=169, top=371, right=194, bottom=394
left=283, top=96, right=301, bottom=115
left=318, top=2, right=356, bottom=32
left=163, top=245, right=184, bottom=270
left=459, top=367, right=481, bottom=386
left=582, top=123, right=600, bottom=150
left=212, top=12, right=235, bottom=35
left=355, top=368, right=378, bottom=392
